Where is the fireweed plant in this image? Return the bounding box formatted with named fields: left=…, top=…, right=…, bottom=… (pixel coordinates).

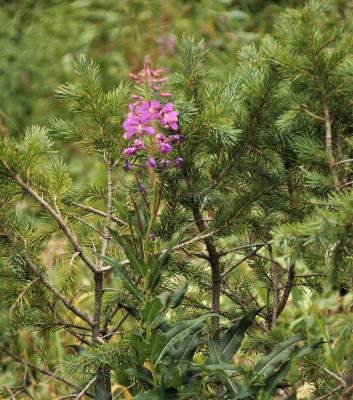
left=3, top=5, right=353, bottom=397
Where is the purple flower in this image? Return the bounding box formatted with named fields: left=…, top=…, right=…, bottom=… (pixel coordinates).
left=123, top=113, right=155, bottom=139
left=137, top=183, right=146, bottom=193
left=149, top=232, right=156, bottom=241
left=160, top=103, right=178, bottom=130
left=133, top=139, right=146, bottom=150
left=146, top=157, right=158, bottom=169
left=160, top=142, right=172, bottom=154
left=136, top=100, right=161, bottom=123
left=175, top=157, right=184, bottom=167
left=123, top=146, right=137, bottom=156
left=165, top=134, right=182, bottom=143
left=123, top=161, right=131, bottom=171
left=154, top=133, right=166, bottom=144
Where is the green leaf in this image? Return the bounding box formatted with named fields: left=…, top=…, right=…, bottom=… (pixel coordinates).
left=142, top=297, right=164, bottom=322
left=148, top=333, right=166, bottom=362
left=155, top=313, right=214, bottom=365
left=169, top=283, right=188, bottom=309
left=99, top=255, right=143, bottom=301
left=263, top=360, right=291, bottom=399
left=124, top=367, right=153, bottom=385
left=133, top=389, right=161, bottom=399
left=109, top=229, right=147, bottom=277
left=218, top=309, right=259, bottom=361
left=131, top=334, right=147, bottom=365
left=252, top=336, right=302, bottom=380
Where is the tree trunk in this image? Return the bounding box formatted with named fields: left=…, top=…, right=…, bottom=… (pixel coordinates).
left=95, top=365, right=112, bottom=400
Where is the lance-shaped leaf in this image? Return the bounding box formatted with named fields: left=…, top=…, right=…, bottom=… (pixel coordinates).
left=155, top=313, right=215, bottom=365
left=207, top=309, right=259, bottom=365
left=169, top=283, right=188, bottom=309
left=109, top=228, right=147, bottom=277
left=263, top=360, right=291, bottom=400
left=99, top=254, right=143, bottom=302
left=218, top=309, right=259, bottom=362
left=252, top=336, right=302, bottom=380
left=142, top=296, right=164, bottom=322
left=151, top=283, right=188, bottom=329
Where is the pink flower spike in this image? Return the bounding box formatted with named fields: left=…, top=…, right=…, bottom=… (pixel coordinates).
left=161, top=102, right=174, bottom=113
left=159, top=92, right=172, bottom=97
left=131, top=94, right=141, bottom=99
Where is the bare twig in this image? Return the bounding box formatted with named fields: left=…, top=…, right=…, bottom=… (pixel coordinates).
left=74, top=376, right=96, bottom=400
left=277, top=263, right=295, bottom=318
left=314, top=386, right=343, bottom=400
left=71, top=202, right=126, bottom=226
left=3, top=385, right=16, bottom=400
left=221, top=245, right=265, bottom=278
left=269, top=245, right=279, bottom=328
left=112, top=384, right=135, bottom=399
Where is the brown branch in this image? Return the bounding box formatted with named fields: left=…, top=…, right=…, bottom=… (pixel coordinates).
left=1, top=160, right=98, bottom=273
left=74, top=376, right=96, bottom=400
left=11, top=246, right=93, bottom=326
left=221, top=245, right=265, bottom=278
left=71, top=202, right=126, bottom=226
left=93, top=159, right=114, bottom=342
left=0, top=347, right=76, bottom=389
left=276, top=263, right=295, bottom=318
left=339, top=384, right=353, bottom=400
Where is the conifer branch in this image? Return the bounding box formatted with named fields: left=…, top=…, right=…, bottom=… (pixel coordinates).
left=0, top=347, right=78, bottom=390
left=10, top=244, right=93, bottom=326
left=182, top=166, right=221, bottom=332
left=277, top=263, right=295, bottom=318
left=73, top=376, right=96, bottom=400
left=321, top=90, right=340, bottom=190
left=1, top=160, right=98, bottom=273
left=221, top=245, right=264, bottom=278
left=71, top=202, right=126, bottom=226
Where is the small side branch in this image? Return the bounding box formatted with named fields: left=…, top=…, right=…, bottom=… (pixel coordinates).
left=321, top=91, right=340, bottom=190
left=0, top=347, right=76, bottom=389
left=221, top=245, right=264, bottom=278
left=277, top=263, right=295, bottom=318
left=71, top=202, right=126, bottom=226
left=1, top=160, right=98, bottom=273
left=20, top=250, right=92, bottom=326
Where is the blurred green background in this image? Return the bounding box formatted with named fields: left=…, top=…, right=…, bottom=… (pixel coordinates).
left=0, top=0, right=304, bottom=138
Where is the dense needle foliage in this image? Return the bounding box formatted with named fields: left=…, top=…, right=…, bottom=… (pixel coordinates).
left=1, top=1, right=353, bottom=399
